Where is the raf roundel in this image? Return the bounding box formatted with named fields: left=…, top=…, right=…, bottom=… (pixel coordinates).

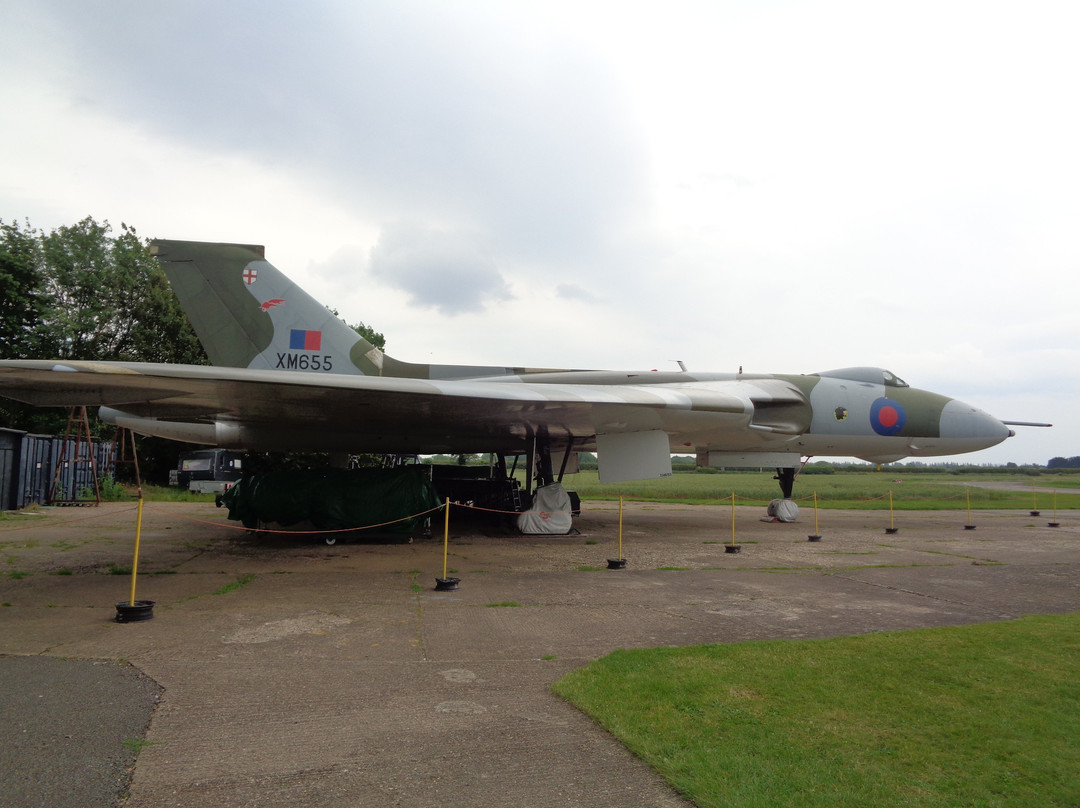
left=870, top=397, right=906, bottom=436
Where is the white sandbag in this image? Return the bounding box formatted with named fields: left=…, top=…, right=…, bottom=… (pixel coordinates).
left=767, top=498, right=799, bottom=522
left=516, top=483, right=574, bottom=534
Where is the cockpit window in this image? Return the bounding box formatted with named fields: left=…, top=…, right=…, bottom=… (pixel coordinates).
left=817, top=367, right=909, bottom=387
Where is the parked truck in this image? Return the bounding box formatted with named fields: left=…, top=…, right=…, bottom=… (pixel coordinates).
left=176, top=448, right=243, bottom=493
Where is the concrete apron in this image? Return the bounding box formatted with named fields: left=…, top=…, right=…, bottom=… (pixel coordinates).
left=1, top=501, right=1077, bottom=807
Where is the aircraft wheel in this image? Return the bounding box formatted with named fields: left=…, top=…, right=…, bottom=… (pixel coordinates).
left=324, top=536, right=337, bottom=546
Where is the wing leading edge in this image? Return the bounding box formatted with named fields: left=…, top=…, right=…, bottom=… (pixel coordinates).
left=0, top=360, right=814, bottom=458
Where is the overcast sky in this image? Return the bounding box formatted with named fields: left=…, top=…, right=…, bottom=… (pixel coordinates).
left=2, top=0, right=1076, bottom=465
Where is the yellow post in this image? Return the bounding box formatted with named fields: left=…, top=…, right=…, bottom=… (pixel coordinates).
left=618, top=496, right=624, bottom=560
left=442, top=497, right=450, bottom=579
left=1033, top=482, right=1038, bottom=512
left=730, top=491, right=736, bottom=545
left=966, top=488, right=973, bottom=526
left=129, top=497, right=145, bottom=606
left=806, top=490, right=823, bottom=541
left=888, top=490, right=895, bottom=531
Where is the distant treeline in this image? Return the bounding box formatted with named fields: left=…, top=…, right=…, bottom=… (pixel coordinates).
left=1047, top=456, right=1080, bottom=469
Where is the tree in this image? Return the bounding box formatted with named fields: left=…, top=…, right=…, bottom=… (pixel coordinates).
left=1047, top=456, right=1080, bottom=469
left=36, top=218, right=206, bottom=363
left=0, top=219, right=48, bottom=359
left=328, top=308, right=385, bottom=350
left=350, top=320, right=385, bottom=350
left=0, top=217, right=207, bottom=440
left=1, top=219, right=395, bottom=481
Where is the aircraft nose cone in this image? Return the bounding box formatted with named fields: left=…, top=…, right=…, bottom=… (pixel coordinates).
left=940, top=399, right=1011, bottom=443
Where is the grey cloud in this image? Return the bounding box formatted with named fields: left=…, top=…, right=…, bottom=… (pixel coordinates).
left=555, top=283, right=598, bottom=303
left=24, top=1, right=649, bottom=267
left=369, top=223, right=511, bottom=315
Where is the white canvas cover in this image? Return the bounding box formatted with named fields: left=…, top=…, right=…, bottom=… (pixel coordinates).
left=516, top=483, right=574, bottom=534
left=766, top=498, right=800, bottom=522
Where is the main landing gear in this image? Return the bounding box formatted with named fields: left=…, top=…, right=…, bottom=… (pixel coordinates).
left=764, top=465, right=801, bottom=523
left=774, top=466, right=796, bottom=499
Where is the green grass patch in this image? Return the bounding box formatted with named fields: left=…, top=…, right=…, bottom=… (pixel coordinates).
left=135, top=485, right=219, bottom=503
left=485, top=601, right=522, bottom=608
left=121, top=738, right=157, bottom=753
left=212, top=573, right=257, bottom=595
left=820, top=551, right=878, bottom=555
left=7, top=570, right=31, bottom=579
left=107, top=564, right=132, bottom=575
left=562, top=470, right=1080, bottom=510
left=0, top=509, right=49, bottom=523
left=553, top=614, right=1080, bottom=808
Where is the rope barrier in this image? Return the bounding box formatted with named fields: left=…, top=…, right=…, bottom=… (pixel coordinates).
left=142, top=500, right=579, bottom=536
left=0, top=503, right=139, bottom=534
left=6, top=483, right=1047, bottom=540
left=724, top=489, right=976, bottom=506
left=452, top=501, right=571, bottom=517
left=141, top=501, right=447, bottom=535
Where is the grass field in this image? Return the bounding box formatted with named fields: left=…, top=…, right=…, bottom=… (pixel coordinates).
left=108, top=471, right=1080, bottom=510
left=553, top=614, right=1080, bottom=808
left=92, top=484, right=218, bottom=503
left=558, top=470, right=1080, bottom=510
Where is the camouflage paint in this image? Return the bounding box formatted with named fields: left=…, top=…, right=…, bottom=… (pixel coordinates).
left=152, top=241, right=274, bottom=368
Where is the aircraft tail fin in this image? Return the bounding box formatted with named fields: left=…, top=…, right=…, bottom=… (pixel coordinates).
left=153, top=239, right=568, bottom=381
left=152, top=240, right=387, bottom=376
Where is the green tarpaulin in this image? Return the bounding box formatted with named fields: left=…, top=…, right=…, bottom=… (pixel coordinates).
left=220, top=467, right=441, bottom=536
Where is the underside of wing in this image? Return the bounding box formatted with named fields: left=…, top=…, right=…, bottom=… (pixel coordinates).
left=0, top=361, right=813, bottom=456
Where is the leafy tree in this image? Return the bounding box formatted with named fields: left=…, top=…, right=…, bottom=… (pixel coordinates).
left=1047, top=456, right=1080, bottom=469
left=0, top=217, right=207, bottom=449
left=328, top=307, right=385, bottom=350
left=350, top=320, right=385, bottom=350
left=1, top=219, right=395, bottom=482
left=0, top=219, right=48, bottom=359
left=35, top=218, right=206, bottom=363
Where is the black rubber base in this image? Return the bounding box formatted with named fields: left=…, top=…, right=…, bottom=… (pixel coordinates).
left=724, top=545, right=741, bottom=554
left=435, top=577, right=461, bottom=591
left=115, top=600, right=155, bottom=623
left=607, top=558, right=627, bottom=569
left=807, top=535, right=822, bottom=542
left=885, top=527, right=899, bottom=534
